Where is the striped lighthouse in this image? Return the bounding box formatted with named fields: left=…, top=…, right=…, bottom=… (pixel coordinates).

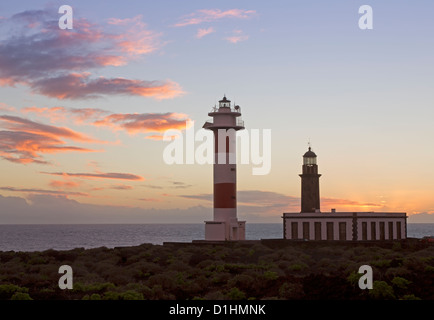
left=203, top=95, right=246, bottom=241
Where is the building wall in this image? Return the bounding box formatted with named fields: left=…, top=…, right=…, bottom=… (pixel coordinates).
left=205, top=222, right=226, bottom=241
left=283, top=212, right=407, bottom=241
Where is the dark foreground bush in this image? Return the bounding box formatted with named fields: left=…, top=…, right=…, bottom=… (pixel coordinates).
left=0, top=241, right=433, bottom=300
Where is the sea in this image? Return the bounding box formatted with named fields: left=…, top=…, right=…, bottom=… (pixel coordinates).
left=0, top=223, right=433, bottom=252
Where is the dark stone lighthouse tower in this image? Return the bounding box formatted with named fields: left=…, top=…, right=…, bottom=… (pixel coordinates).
left=299, top=147, right=321, bottom=213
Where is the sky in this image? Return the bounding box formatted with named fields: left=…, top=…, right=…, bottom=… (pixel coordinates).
left=0, top=0, right=433, bottom=223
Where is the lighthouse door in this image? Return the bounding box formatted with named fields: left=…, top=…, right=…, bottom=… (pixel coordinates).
left=232, top=227, right=238, bottom=240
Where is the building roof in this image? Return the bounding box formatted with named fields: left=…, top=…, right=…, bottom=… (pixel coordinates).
left=303, top=147, right=317, bottom=158
left=219, top=95, right=230, bottom=103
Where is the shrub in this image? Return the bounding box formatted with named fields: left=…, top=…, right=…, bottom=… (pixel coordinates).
left=103, top=291, right=120, bottom=300
left=82, top=293, right=102, bottom=300
left=278, top=282, right=304, bottom=299
left=226, top=287, right=246, bottom=300
left=263, top=271, right=279, bottom=281
left=121, top=290, right=144, bottom=300
left=369, top=281, right=395, bottom=300
left=370, top=259, right=391, bottom=268
left=425, top=266, right=434, bottom=273
left=0, top=284, right=29, bottom=300
left=227, top=274, right=255, bottom=291
left=346, top=271, right=362, bottom=288
left=89, top=293, right=102, bottom=300
left=10, top=292, right=32, bottom=300
left=400, top=294, right=421, bottom=300
left=391, top=277, right=411, bottom=290
left=288, top=263, right=307, bottom=272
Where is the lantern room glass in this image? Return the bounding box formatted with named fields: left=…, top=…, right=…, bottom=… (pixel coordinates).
left=303, top=157, right=316, bottom=165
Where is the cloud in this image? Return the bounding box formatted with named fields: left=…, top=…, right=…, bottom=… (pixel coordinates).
left=0, top=115, right=96, bottom=142
left=321, top=198, right=383, bottom=209
left=93, top=112, right=190, bottom=139
left=225, top=29, right=249, bottom=43
left=109, top=184, right=134, bottom=190
left=30, top=73, right=183, bottom=100
left=181, top=193, right=213, bottom=202
left=196, top=27, right=215, bottom=38
left=21, top=106, right=192, bottom=141
left=179, top=190, right=385, bottom=217
left=407, top=212, right=434, bottom=223
left=107, top=15, right=161, bottom=55
left=49, top=180, right=81, bottom=189
left=0, top=186, right=88, bottom=197
left=0, top=103, right=16, bottom=112
left=175, top=9, right=256, bottom=27
left=143, top=184, right=164, bottom=189
left=0, top=115, right=98, bottom=164
left=22, top=106, right=109, bottom=124
left=22, top=106, right=68, bottom=122
left=180, top=190, right=295, bottom=207
left=0, top=10, right=183, bottom=100
left=138, top=198, right=162, bottom=202
left=41, top=171, right=144, bottom=181
left=0, top=194, right=211, bottom=224
left=91, top=184, right=133, bottom=191
left=171, top=181, right=193, bottom=189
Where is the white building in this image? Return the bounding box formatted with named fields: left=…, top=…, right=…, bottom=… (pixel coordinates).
left=283, top=148, right=407, bottom=241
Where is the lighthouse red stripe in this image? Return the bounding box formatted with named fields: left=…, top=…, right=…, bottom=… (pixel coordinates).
left=214, top=183, right=236, bottom=208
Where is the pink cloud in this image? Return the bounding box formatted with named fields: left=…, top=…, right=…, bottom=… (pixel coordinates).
left=0, top=115, right=101, bottom=164
left=0, top=10, right=182, bottom=100
left=175, top=9, right=256, bottom=27
left=30, top=74, right=184, bottom=100
left=196, top=27, right=215, bottom=38
left=108, top=15, right=161, bottom=56
left=21, top=107, right=191, bottom=141
left=0, top=186, right=88, bottom=197
left=225, top=30, right=249, bottom=43
left=93, top=112, right=190, bottom=139
left=91, top=184, right=134, bottom=191
left=0, top=103, right=16, bottom=112
left=0, top=115, right=97, bottom=142
left=42, top=171, right=144, bottom=181
left=22, top=106, right=68, bottom=122
left=23, top=106, right=109, bottom=124
left=49, top=180, right=81, bottom=189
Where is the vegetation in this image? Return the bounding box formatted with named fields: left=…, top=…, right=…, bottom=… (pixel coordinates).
left=0, top=240, right=433, bottom=300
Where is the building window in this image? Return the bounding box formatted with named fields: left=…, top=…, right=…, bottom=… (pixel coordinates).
left=326, top=222, right=334, bottom=240
left=371, top=222, right=376, bottom=241
left=380, top=222, right=385, bottom=240
left=339, top=222, right=346, bottom=240
left=362, top=222, right=368, bottom=240
left=388, top=221, right=394, bottom=240
left=303, top=222, right=310, bottom=240
left=291, top=222, right=298, bottom=240
left=315, top=222, right=321, bottom=240
left=397, top=221, right=402, bottom=240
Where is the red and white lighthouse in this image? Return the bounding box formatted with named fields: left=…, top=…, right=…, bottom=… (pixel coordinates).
left=203, top=95, right=246, bottom=241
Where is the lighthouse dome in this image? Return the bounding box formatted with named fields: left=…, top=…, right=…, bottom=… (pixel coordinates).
left=303, top=147, right=317, bottom=158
